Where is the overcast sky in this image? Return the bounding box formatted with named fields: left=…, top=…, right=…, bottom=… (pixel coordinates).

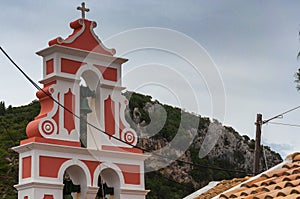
left=1, top=1, right=300, bottom=158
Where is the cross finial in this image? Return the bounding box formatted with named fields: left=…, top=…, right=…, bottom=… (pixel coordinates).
left=77, top=2, right=90, bottom=19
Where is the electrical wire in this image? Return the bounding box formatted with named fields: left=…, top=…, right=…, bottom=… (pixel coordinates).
left=151, top=172, right=193, bottom=189
left=0, top=46, right=253, bottom=176
left=0, top=118, right=16, bottom=145
left=267, top=122, right=300, bottom=128
left=263, top=105, right=300, bottom=124
left=173, top=159, right=250, bottom=174
left=3, top=125, right=16, bottom=144
left=0, top=47, right=41, bottom=91
left=259, top=104, right=300, bottom=170
left=0, top=46, right=131, bottom=148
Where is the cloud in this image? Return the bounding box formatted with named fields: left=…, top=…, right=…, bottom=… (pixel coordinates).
left=1, top=1, right=300, bottom=157
left=263, top=141, right=295, bottom=158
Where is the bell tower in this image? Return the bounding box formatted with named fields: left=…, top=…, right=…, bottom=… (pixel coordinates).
left=13, top=3, right=149, bottom=199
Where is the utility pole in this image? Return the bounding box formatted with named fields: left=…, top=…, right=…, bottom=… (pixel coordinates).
left=253, top=113, right=262, bottom=175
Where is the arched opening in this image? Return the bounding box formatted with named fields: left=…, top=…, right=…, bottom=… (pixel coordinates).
left=63, top=165, right=87, bottom=199
left=79, top=70, right=100, bottom=148
left=96, top=168, right=121, bottom=199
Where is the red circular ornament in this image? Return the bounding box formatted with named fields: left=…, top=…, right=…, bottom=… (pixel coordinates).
left=42, top=120, right=55, bottom=135
left=124, top=131, right=135, bottom=144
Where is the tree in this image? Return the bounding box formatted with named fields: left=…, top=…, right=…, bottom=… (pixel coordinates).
left=0, top=101, right=5, bottom=116
left=296, top=68, right=300, bottom=90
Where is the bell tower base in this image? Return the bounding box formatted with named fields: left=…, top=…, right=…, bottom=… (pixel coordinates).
left=13, top=142, right=149, bottom=199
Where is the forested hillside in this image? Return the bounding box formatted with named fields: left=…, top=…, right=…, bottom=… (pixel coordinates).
left=0, top=101, right=40, bottom=198
left=0, top=92, right=282, bottom=198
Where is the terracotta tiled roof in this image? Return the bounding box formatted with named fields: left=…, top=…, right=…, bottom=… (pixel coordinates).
left=217, top=152, right=300, bottom=199
left=194, top=177, right=249, bottom=199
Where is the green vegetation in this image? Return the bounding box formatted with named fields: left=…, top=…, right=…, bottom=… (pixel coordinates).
left=188, top=148, right=244, bottom=185
left=145, top=172, right=195, bottom=199
left=0, top=92, right=282, bottom=198
left=0, top=100, right=40, bottom=198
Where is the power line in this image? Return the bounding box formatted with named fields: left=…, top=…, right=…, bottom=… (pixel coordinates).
left=254, top=105, right=300, bottom=174
left=3, top=125, right=16, bottom=144
left=253, top=105, right=300, bottom=173
left=0, top=46, right=253, bottom=175
left=267, top=122, right=300, bottom=128
left=0, top=118, right=17, bottom=145
left=0, top=46, right=131, bottom=147
left=150, top=172, right=194, bottom=190
left=263, top=105, right=300, bottom=124
left=0, top=47, right=41, bottom=91
left=175, top=159, right=251, bottom=174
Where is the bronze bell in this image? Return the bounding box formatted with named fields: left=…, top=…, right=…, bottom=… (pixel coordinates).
left=80, top=98, right=92, bottom=114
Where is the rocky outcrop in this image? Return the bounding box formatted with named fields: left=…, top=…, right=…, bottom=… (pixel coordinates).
left=124, top=91, right=282, bottom=189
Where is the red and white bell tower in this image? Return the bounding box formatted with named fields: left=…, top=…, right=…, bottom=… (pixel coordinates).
left=13, top=3, right=149, bottom=199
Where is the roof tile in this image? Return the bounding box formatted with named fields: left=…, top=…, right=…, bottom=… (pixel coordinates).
left=292, top=153, right=300, bottom=162
left=214, top=153, right=300, bottom=199
left=261, top=168, right=289, bottom=178
left=196, top=177, right=249, bottom=199
left=241, top=177, right=267, bottom=188
left=282, top=162, right=300, bottom=169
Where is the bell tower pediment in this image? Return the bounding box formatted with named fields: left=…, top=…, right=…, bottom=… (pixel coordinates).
left=48, top=19, right=116, bottom=56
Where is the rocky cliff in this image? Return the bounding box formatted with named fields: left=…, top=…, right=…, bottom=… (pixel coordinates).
left=123, top=91, right=282, bottom=195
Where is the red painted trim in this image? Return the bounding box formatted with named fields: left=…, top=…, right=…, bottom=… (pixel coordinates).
left=20, top=137, right=81, bottom=147
left=104, top=96, right=115, bottom=138
left=22, top=156, right=31, bottom=179
left=61, top=58, right=84, bottom=75
left=43, top=195, right=54, bottom=199
left=26, top=85, right=55, bottom=138
left=116, top=164, right=140, bottom=185
left=81, top=160, right=100, bottom=185
left=102, top=145, right=142, bottom=154
left=39, top=156, right=70, bottom=178
left=119, top=103, right=125, bottom=138
left=64, top=89, right=75, bottom=134
left=36, top=86, right=55, bottom=119
left=46, top=59, right=54, bottom=75
left=49, top=19, right=114, bottom=56
left=53, top=93, right=60, bottom=135
left=94, top=64, right=117, bottom=81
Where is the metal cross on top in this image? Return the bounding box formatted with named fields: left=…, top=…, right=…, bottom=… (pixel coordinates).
left=77, top=2, right=90, bottom=19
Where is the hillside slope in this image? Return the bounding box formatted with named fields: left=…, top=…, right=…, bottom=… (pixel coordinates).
left=124, top=91, right=282, bottom=198
left=0, top=92, right=282, bottom=198
left=0, top=101, right=40, bottom=199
